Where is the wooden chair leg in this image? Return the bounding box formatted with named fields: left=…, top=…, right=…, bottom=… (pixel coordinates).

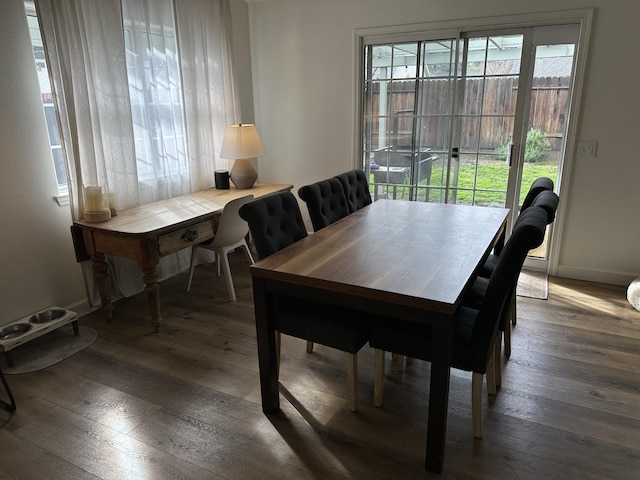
left=472, top=372, right=484, bottom=439
left=306, top=341, right=314, bottom=353
left=346, top=352, right=358, bottom=412
left=374, top=349, right=385, bottom=407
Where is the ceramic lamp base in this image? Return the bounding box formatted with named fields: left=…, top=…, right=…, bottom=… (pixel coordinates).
left=229, top=158, right=257, bottom=189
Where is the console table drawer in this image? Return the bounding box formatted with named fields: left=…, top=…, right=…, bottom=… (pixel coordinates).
left=158, top=219, right=215, bottom=255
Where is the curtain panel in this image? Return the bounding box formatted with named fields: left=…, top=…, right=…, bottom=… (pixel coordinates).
left=36, top=0, right=240, bottom=305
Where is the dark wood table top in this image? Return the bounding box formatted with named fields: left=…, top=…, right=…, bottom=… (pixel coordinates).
left=251, top=199, right=510, bottom=315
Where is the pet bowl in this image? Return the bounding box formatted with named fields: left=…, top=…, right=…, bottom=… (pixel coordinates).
left=29, top=308, right=67, bottom=324
left=0, top=323, right=32, bottom=340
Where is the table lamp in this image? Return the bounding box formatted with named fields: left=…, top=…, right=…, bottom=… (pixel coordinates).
left=220, top=123, right=266, bottom=189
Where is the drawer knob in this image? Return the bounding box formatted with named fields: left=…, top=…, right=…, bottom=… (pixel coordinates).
left=181, top=229, right=199, bottom=242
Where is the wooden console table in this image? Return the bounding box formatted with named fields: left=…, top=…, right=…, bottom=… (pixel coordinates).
left=72, top=183, right=292, bottom=331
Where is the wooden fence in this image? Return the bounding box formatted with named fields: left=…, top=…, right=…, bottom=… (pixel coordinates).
left=366, top=76, right=570, bottom=151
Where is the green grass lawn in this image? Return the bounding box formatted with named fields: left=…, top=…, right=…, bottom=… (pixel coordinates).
left=371, top=161, right=558, bottom=205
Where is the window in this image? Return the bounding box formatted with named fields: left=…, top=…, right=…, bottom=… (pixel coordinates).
left=122, top=0, right=189, bottom=196
left=25, top=3, right=68, bottom=198
left=26, top=0, right=191, bottom=203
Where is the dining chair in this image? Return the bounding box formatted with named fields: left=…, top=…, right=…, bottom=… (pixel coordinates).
left=298, top=177, right=350, bottom=231
left=334, top=169, right=372, bottom=213
left=491, top=177, right=554, bottom=257
left=298, top=177, right=351, bottom=354
left=0, top=367, right=16, bottom=411
left=186, top=195, right=254, bottom=302
left=369, top=206, right=548, bottom=438
left=239, top=191, right=369, bottom=412
left=478, top=189, right=559, bottom=357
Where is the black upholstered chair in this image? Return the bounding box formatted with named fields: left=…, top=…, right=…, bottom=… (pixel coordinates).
left=334, top=169, right=372, bottom=213
left=298, top=178, right=350, bottom=231
left=239, top=191, right=369, bottom=411
left=0, top=367, right=16, bottom=411
left=370, top=206, right=548, bottom=438
left=478, top=189, right=559, bottom=356
left=491, top=177, right=554, bottom=258
left=298, top=178, right=351, bottom=354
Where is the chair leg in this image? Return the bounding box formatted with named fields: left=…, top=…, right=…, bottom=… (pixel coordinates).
left=503, top=318, right=512, bottom=358
left=486, top=348, right=497, bottom=396
left=186, top=246, right=199, bottom=292
left=306, top=341, right=314, bottom=353
left=346, top=352, right=358, bottom=412
left=0, top=368, right=16, bottom=411
left=494, top=339, right=502, bottom=389
left=373, top=349, right=385, bottom=407
left=472, top=372, right=484, bottom=439
left=217, top=248, right=236, bottom=302
left=240, top=240, right=255, bottom=265
left=510, top=291, right=517, bottom=326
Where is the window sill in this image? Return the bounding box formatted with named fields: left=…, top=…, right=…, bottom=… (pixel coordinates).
left=54, top=194, right=69, bottom=206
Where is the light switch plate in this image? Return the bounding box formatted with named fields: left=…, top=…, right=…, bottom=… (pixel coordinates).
left=578, top=140, right=598, bottom=158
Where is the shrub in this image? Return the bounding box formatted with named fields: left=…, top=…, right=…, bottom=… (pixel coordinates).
left=494, top=128, right=551, bottom=163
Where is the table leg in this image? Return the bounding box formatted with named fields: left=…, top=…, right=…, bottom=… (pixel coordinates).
left=425, top=318, right=453, bottom=473
left=252, top=277, right=280, bottom=413
left=141, top=265, right=162, bottom=333
left=92, top=253, right=114, bottom=320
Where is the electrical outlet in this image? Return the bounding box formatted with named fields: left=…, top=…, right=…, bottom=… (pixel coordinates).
left=578, top=140, right=598, bottom=158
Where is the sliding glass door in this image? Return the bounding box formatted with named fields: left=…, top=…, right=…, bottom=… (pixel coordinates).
left=361, top=23, right=581, bottom=270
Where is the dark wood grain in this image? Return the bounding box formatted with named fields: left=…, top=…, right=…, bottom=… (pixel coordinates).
left=1, top=254, right=639, bottom=479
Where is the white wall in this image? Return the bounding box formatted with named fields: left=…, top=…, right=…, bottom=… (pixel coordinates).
left=0, top=0, right=86, bottom=326
left=248, top=0, right=640, bottom=286
left=0, top=0, right=255, bottom=327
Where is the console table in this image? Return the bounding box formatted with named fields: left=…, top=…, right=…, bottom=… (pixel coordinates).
left=72, top=183, right=292, bottom=331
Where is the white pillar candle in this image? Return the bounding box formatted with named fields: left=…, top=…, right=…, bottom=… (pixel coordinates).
left=85, top=186, right=103, bottom=212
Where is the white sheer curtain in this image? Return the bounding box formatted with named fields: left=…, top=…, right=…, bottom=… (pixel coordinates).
left=175, top=0, right=241, bottom=192
left=37, top=0, right=240, bottom=305
left=36, top=0, right=139, bottom=220
left=122, top=0, right=191, bottom=204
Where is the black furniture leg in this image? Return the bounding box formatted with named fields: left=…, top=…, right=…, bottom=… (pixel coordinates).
left=0, top=367, right=16, bottom=411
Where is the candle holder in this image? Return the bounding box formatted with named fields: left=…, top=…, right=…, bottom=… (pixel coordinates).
left=83, top=186, right=111, bottom=223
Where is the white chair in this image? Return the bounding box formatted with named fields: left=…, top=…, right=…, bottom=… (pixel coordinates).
left=187, top=195, right=255, bottom=301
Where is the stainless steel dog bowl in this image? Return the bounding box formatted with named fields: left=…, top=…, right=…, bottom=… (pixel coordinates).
left=0, top=323, right=32, bottom=340
left=29, top=308, right=67, bottom=324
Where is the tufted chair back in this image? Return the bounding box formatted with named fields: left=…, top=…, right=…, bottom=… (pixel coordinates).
left=334, top=169, right=372, bottom=213
left=530, top=189, right=559, bottom=224
left=520, top=177, right=554, bottom=211
left=239, top=191, right=308, bottom=260
left=298, top=178, right=350, bottom=232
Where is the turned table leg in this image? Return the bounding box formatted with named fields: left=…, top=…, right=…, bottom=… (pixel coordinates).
left=142, top=265, right=162, bottom=332
left=92, top=253, right=114, bottom=320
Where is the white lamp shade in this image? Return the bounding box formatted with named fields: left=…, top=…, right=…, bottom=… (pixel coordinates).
left=220, top=124, right=266, bottom=159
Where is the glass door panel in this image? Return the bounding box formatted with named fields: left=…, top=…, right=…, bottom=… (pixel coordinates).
left=448, top=34, right=524, bottom=206
left=520, top=39, right=577, bottom=268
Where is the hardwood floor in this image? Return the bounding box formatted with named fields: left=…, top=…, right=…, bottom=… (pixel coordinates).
left=1, top=252, right=639, bottom=479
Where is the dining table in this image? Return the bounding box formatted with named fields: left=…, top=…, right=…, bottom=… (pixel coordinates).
left=248, top=199, right=509, bottom=473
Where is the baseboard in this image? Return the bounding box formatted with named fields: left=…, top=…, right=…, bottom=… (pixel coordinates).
left=556, top=265, right=636, bottom=287
left=64, top=299, right=93, bottom=318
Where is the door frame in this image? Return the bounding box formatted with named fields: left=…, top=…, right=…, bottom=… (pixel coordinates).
left=353, top=8, right=593, bottom=276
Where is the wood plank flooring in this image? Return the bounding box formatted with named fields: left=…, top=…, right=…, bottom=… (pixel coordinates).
left=1, top=252, right=639, bottom=479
